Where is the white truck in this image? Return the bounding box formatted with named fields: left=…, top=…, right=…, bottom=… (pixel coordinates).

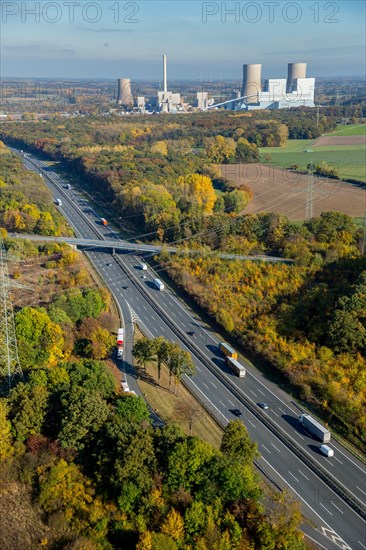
left=319, top=444, right=334, bottom=457
left=55, top=198, right=62, bottom=206
left=298, top=413, right=331, bottom=443
left=153, top=278, right=164, bottom=291
left=225, top=356, right=246, bottom=378
left=140, top=262, right=147, bottom=271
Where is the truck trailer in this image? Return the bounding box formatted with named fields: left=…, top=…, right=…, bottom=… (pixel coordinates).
left=117, top=328, right=124, bottom=348
left=153, top=279, right=164, bottom=291
left=225, top=356, right=246, bottom=378
left=219, top=342, right=238, bottom=360
left=298, top=413, right=331, bottom=443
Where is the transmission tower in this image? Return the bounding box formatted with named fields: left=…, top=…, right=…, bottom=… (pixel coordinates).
left=305, top=161, right=315, bottom=219
left=0, top=236, right=23, bottom=391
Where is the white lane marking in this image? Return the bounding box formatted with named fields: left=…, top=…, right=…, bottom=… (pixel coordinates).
left=262, top=444, right=271, bottom=453
left=272, top=410, right=279, bottom=417
left=330, top=502, right=344, bottom=515
left=333, top=456, right=343, bottom=465
left=319, top=503, right=332, bottom=516
left=196, top=366, right=201, bottom=372
left=271, top=443, right=281, bottom=452
left=298, top=470, right=309, bottom=481
left=288, top=471, right=299, bottom=482
left=257, top=388, right=265, bottom=396
left=228, top=399, right=235, bottom=407
left=202, top=382, right=209, bottom=390
left=249, top=389, right=257, bottom=397
left=334, top=447, right=366, bottom=474
left=295, top=432, right=305, bottom=440
left=210, top=381, right=217, bottom=389
left=247, top=419, right=256, bottom=428
left=184, top=377, right=229, bottom=423
left=358, top=541, right=366, bottom=549
left=356, top=485, right=366, bottom=497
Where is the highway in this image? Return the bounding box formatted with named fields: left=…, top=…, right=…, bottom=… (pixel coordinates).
left=16, top=148, right=366, bottom=550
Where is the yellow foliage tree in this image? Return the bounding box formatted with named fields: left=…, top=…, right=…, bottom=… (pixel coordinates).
left=176, top=174, right=216, bottom=215
left=136, top=530, right=153, bottom=550
left=161, top=509, right=185, bottom=541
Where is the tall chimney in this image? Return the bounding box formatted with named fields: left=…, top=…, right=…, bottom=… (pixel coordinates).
left=163, top=54, right=167, bottom=93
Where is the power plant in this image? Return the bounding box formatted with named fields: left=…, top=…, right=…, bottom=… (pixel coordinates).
left=114, top=58, right=315, bottom=113
left=116, top=78, right=134, bottom=108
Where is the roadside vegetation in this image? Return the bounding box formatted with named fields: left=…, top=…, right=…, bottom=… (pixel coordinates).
left=158, top=210, right=366, bottom=449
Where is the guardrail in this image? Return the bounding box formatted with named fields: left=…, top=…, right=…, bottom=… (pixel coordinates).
left=114, top=253, right=366, bottom=521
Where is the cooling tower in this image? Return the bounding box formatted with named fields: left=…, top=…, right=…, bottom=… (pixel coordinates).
left=286, top=63, right=307, bottom=93
left=117, top=78, right=134, bottom=107
left=241, top=64, right=262, bottom=104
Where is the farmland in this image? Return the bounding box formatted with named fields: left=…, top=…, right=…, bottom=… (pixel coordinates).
left=260, top=136, right=366, bottom=182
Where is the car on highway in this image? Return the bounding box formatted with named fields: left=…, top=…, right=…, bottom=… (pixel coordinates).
left=232, top=409, right=242, bottom=417
left=258, top=402, right=269, bottom=410
left=187, top=331, right=195, bottom=336
left=142, top=275, right=147, bottom=279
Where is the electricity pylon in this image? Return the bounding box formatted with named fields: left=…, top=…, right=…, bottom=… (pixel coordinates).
left=0, top=236, right=24, bottom=391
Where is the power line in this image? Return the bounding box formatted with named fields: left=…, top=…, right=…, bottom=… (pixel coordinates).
left=0, top=236, right=24, bottom=391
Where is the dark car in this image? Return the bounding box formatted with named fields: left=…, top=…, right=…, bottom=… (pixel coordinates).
left=258, top=402, right=269, bottom=410
left=187, top=331, right=195, bottom=336
left=232, top=409, right=242, bottom=417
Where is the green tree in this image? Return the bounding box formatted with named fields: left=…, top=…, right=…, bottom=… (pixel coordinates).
left=115, top=395, right=151, bottom=423
left=168, top=347, right=196, bottom=395
left=0, top=400, right=13, bottom=460
left=220, top=421, right=257, bottom=466
left=8, top=383, right=49, bottom=442
left=57, top=386, right=110, bottom=450
left=133, top=338, right=157, bottom=371
left=154, top=336, right=171, bottom=385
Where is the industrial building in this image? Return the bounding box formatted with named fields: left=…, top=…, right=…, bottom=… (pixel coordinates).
left=114, top=58, right=315, bottom=114
left=238, top=62, right=315, bottom=110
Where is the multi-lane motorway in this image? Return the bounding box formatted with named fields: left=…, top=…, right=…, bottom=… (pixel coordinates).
left=16, top=148, right=366, bottom=549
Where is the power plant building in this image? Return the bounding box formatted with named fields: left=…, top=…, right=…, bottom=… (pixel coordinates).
left=117, top=78, right=134, bottom=108
left=239, top=62, right=315, bottom=110
left=158, top=54, right=181, bottom=113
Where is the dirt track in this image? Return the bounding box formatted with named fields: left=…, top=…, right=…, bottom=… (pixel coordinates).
left=314, top=135, right=366, bottom=146
left=221, top=164, right=366, bottom=220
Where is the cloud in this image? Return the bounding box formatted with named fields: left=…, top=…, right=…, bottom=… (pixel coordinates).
left=78, top=27, right=135, bottom=33
left=3, top=44, right=75, bottom=56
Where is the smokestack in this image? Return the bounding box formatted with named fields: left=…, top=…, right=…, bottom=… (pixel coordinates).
left=163, top=54, right=167, bottom=93
left=117, top=78, right=134, bottom=107
left=241, top=64, right=262, bottom=104
left=287, top=63, right=307, bottom=93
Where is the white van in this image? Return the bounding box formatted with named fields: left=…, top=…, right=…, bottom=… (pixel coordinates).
left=55, top=198, right=62, bottom=206
left=319, top=445, right=334, bottom=457
left=140, top=263, right=147, bottom=271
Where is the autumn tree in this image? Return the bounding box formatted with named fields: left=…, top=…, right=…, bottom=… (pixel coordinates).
left=175, top=174, right=217, bottom=215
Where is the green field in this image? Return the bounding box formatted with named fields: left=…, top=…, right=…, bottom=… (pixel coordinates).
left=329, top=124, right=366, bottom=136
left=260, top=141, right=366, bottom=182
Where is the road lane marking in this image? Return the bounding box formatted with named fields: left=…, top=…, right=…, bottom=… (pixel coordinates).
left=298, top=470, right=309, bottom=480
left=319, top=503, right=332, bottom=515
left=358, top=542, right=366, bottom=549
left=262, top=444, right=271, bottom=453
left=228, top=399, right=235, bottom=407
left=210, top=381, right=217, bottom=389
left=356, top=485, right=366, bottom=497
left=272, top=410, right=279, bottom=417
left=271, top=443, right=281, bottom=452
left=333, top=456, right=343, bottom=465
left=295, top=433, right=305, bottom=440
left=202, top=382, right=209, bottom=390
left=288, top=471, right=299, bottom=482
left=249, top=389, right=257, bottom=397
left=257, top=388, right=265, bottom=396
left=330, top=502, right=343, bottom=514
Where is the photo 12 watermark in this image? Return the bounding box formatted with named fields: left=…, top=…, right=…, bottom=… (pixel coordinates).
left=1, top=1, right=140, bottom=24
left=201, top=2, right=340, bottom=24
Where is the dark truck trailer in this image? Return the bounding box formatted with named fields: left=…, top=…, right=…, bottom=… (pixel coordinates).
left=299, top=413, right=331, bottom=443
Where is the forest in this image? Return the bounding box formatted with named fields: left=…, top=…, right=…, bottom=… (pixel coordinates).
left=0, top=108, right=337, bottom=242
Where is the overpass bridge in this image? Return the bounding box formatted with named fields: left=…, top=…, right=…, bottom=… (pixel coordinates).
left=9, top=234, right=293, bottom=264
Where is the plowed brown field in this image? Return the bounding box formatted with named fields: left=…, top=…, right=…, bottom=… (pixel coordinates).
left=313, top=135, right=366, bottom=146
left=221, top=164, right=366, bottom=220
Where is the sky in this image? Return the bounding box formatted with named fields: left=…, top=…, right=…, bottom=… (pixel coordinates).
left=1, top=0, right=365, bottom=80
